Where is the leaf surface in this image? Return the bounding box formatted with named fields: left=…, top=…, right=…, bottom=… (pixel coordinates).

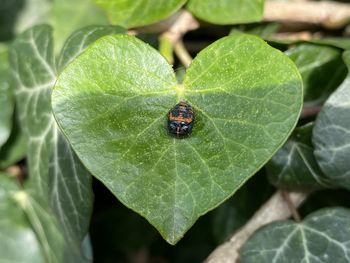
left=52, top=34, right=303, bottom=244
left=9, top=25, right=113, bottom=261
left=267, top=124, right=329, bottom=190
left=240, top=207, right=350, bottom=263
left=0, top=175, right=44, bottom=263
left=94, top=0, right=186, bottom=28
left=188, top=0, right=264, bottom=25
left=313, top=51, right=350, bottom=190
left=0, top=45, right=14, bottom=148
left=286, top=43, right=347, bottom=106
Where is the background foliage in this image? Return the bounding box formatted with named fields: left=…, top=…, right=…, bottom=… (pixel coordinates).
left=1, top=0, right=350, bottom=262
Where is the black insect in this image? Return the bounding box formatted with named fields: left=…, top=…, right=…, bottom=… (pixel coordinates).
left=167, top=101, right=194, bottom=138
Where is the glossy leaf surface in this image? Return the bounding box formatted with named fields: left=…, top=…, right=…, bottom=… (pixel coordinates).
left=313, top=51, right=350, bottom=190
left=240, top=208, right=350, bottom=263
left=94, top=0, right=186, bottom=28
left=52, top=34, right=302, bottom=244
left=267, top=124, right=329, bottom=190
left=188, top=0, right=264, bottom=25
left=286, top=43, right=347, bottom=106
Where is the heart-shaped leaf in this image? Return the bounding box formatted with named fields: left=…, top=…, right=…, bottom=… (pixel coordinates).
left=313, top=51, right=350, bottom=190
left=240, top=207, right=350, bottom=263
left=52, top=34, right=303, bottom=244
left=94, top=0, right=186, bottom=28
left=187, top=0, right=264, bottom=25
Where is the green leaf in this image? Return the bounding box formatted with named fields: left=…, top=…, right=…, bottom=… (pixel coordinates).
left=187, top=0, right=264, bottom=25
left=94, top=0, right=186, bottom=28
left=0, top=175, right=44, bottom=263
left=58, top=25, right=125, bottom=71
left=313, top=51, right=350, bottom=190
left=0, top=114, right=27, bottom=169
left=0, top=45, right=14, bottom=149
left=9, top=25, right=96, bottom=260
left=15, top=0, right=51, bottom=35
left=286, top=43, right=347, bottom=106
left=240, top=207, right=350, bottom=263
left=50, top=0, right=109, bottom=53
left=52, top=33, right=303, bottom=244
left=0, top=0, right=25, bottom=41
left=267, top=123, right=330, bottom=191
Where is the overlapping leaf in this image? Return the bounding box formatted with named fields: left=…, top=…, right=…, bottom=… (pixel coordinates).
left=0, top=45, right=14, bottom=149
left=52, top=34, right=303, bottom=244
left=188, top=0, right=264, bottom=25
left=240, top=208, right=350, bottom=263
left=286, top=44, right=347, bottom=106
left=94, top=0, right=186, bottom=28
left=313, top=51, right=350, bottom=190
left=267, top=124, right=329, bottom=190
left=0, top=175, right=44, bottom=263
left=9, top=24, right=123, bottom=261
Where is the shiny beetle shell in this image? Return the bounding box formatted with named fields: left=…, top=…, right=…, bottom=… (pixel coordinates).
left=167, top=101, right=194, bottom=138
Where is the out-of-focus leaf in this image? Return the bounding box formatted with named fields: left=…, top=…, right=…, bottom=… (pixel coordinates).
left=52, top=34, right=302, bottom=244
left=188, top=0, right=264, bottom=25
left=231, top=22, right=280, bottom=39
left=15, top=0, right=51, bottom=35
left=9, top=25, right=93, bottom=261
left=313, top=51, right=350, bottom=190
left=240, top=207, right=350, bottom=263
left=267, top=123, right=330, bottom=190
left=51, top=0, right=109, bottom=53
left=0, top=174, right=44, bottom=263
left=286, top=43, right=347, bottom=106
left=0, top=0, right=25, bottom=40
left=0, top=114, right=26, bottom=169
left=94, top=0, right=186, bottom=28
left=0, top=45, right=14, bottom=149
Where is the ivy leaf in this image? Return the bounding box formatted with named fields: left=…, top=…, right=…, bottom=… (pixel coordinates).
left=240, top=207, right=350, bottom=263
left=50, top=0, right=109, bottom=53
left=0, top=115, right=27, bottom=169
left=57, top=25, right=125, bottom=71
left=0, top=175, right=44, bottom=263
left=0, top=45, right=14, bottom=149
left=187, top=0, right=264, bottom=25
left=286, top=43, right=347, bottom=106
left=52, top=34, right=302, bottom=244
left=94, top=0, right=186, bottom=28
left=313, top=51, right=350, bottom=190
left=9, top=25, right=103, bottom=260
left=267, top=124, right=330, bottom=191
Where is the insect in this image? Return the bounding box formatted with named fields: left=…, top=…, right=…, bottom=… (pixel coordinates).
left=167, top=101, right=195, bottom=138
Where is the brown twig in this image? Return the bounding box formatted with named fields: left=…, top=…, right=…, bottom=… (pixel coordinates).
left=300, top=106, right=322, bottom=118
left=204, top=191, right=308, bottom=263
left=281, top=191, right=302, bottom=222
left=264, top=1, right=350, bottom=29
left=158, top=10, right=199, bottom=67
left=174, top=40, right=193, bottom=68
